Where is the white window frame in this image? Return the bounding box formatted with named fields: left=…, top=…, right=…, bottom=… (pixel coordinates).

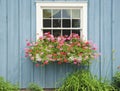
left=36, top=2, right=87, bottom=40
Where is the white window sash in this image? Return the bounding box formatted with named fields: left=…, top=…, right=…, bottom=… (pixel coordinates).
left=36, top=2, right=87, bottom=41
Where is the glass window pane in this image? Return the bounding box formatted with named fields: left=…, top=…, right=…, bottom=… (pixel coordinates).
left=63, top=30, right=71, bottom=36
left=53, top=19, right=61, bottom=27
left=43, top=9, right=52, bottom=18
left=53, top=9, right=61, bottom=18
left=72, top=9, right=80, bottom=18
left=72, top=30, right=80, bottom=36
left=43, top=30, right=51, bottom=34
left=43, top=19, right=51, bottom=27
left=62, top=9, right=71, bottom=18
left=53, top=30, right=61, bottom=37
left=72, top=19, right=80, bottom=28
left=62, top=19, right=71, bottom=28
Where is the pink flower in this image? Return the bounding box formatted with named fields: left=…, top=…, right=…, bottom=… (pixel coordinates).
left=35, top=42, right=38, bottom=46
left=88, top=40, right=93, bottom=45
left=50, top=58, right=54, bottom=61
left=72, top=33, right=79, bottom=39
left=57, top=36, right=65, bottom=43
left=66, top=36, right=71, bottom=40
left=77, top=60, right=81, bottom=63
left=25, top=54, right=28, bottom=57
left=39, top=36, right=43, bottom=40
left=24, top=48, right=29, bottom=53
left=77, top=43, right=81, bottom=46
left=32, top=42, right=35, bottom=46
left=74, top=58, right=77, bottom=62
left=44, top=32, right=50, bottom=36
left=29, top=54, right=32, bottom=57
left=84, top=56, right=88, bottom=60
left=74, top=61, right=77, bottom=64
left=50, top=34, right=54, bottom=40
left=51, top=38, right=55, bottom=42
left=30, top=57, right=34, bottom=60
left=44, top=60, right=48, bottom=65
left=47, top=54, right=52, bottom=58
left=47, top=38, right=51, bottom=41
left=40, top=52, right=44, bottom=55
left=85, top=41, right=89, bottom=45
left=60, top=48, right=63, bottom=51
left=26, top=42, right=31, bottom=46
left=93, top=44, right=97, bottom=50
left=93, top=53, right=99, bottom=59
left=58, top=61, right=62, bottom=64
left=59, top=42, right=64, bottom=46
left=77, top=56, right=82, bottom=63
left=57, top=37, right=61, bottom=42
left=49, top=45, right=53, bottom=48
left=35, top=64, right=39, bottom=67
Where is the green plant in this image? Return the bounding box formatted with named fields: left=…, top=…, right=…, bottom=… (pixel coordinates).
left=112, top=71, right=120, bottom=90
left=28, top=83, right=43, bottom=91
left=0, top=77, right=19, bottom=91
left=56, top=70, right=115, bottom=91
left=25, top=33, right=99, bottom=66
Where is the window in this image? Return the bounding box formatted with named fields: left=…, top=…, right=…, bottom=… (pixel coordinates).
left=36, top=2, right=87, bottom=40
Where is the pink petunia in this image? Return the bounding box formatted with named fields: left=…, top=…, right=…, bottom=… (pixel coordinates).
left=88, top=40, right=93, bottom=46
left=25, top=54, right=28, bottom=57
left=30, top=57, right=34, bottom=60
left=58, top=61, right=62, bottom=64
left=66, top=37, right=71, bottom=40
left=77, top=43, right=81, bottom=46
left=39, top=36, right=43, bottom=40
left=93, top=44, right=98, bottom=50
left=24, top=48, right=29, bottom=53
left=29, top=54, right=32, bottom=57
left=74, top=61, right=77, bottom=64
left=44, top=32, right=50, bottom=35
left=93, top=53, right=99, bottom=59
left=44, top=60, right=48, bottom=65
left=85, top=41, right=89, bottom=45
left=26, top=42, right=31, bottom=46
left=35, top=64, right=39, bottom=67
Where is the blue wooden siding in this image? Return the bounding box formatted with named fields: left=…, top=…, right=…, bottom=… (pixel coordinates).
left=0, top=0, right=120, bottom=88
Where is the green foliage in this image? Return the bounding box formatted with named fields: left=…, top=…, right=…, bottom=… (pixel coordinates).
left=57, top=70, right=115, bottom=91
left=28, top=83, right=43, bottom=91
left=112, top=71, right=120, bottom=90
left=0, top=77, right=19, bottom=91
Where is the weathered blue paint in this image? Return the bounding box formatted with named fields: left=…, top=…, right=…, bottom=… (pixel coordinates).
left=0, top=0, right=7, bottom=78
left=88, top=0, right=101, bottom=78
left=0, top=0, right=120, bottom=88
left=19, top=0, right=34, bottom=88
left=112, top=0, right=120, bottom=74
left=7, top=0, right=19, bottom=84
left=101, top=0, right=113, bottom=80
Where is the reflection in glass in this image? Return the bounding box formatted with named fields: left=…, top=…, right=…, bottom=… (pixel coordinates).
left=53, top=30, right=61, bottom=37
left=53, top=19, right=61, bottom=27
left=43, top=9, right=52, bottom=18
left=72, top=30, right=80, bottom=36
left=43, top=19, right=51, bottom=27
left=63, top=30, right=71, bottom=36
left=72, top=9, right=80, bottom=18
left=62, top=19, right=71, bottom=28
left=72, top=19, right=80, bottom=28
left=62, top=9, right=71, bottom=18
left=53, top=9, right=61, bottom=18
